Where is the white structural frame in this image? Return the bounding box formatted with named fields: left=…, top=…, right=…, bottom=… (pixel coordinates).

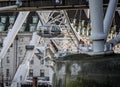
left=10, top=11, right=54, bottom=87
left=89, top=0, right=119, bottom=53
left=104, top=0, right=118, bottom=39
left=10, top=32, right=40, bottom=87
left=89, top=0, right=105, bottom=52
left=0, top=0, right=22, bottom=11
left=0, top=11, right=29, bottom=63
left=0, top=1, right=120, bottom=86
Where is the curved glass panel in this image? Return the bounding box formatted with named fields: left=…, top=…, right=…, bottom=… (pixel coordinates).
left=37, top=25, right=62, bottom=37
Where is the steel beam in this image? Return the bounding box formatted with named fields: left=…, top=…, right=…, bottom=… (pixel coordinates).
left=104, top=0, right=118, bottom=40
left=89, top=0, right=105, bottom=52
left=0, top=11, right=29, bottom=61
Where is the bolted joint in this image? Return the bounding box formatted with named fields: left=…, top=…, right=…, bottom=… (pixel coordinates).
left=16, top=0, right=22, bottom=6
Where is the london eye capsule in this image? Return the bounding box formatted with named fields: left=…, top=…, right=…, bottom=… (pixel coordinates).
left=37, top=25, right=64, bottom=38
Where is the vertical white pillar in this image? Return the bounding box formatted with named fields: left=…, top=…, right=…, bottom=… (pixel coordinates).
left=104, top=0, right=118, bottom=39
left=89, top=0, right=105, bottom=52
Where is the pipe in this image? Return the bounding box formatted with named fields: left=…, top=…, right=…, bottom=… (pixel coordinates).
left=104, top=0, right=118, bottom=39
left=89, top=0, right=105, bottom=52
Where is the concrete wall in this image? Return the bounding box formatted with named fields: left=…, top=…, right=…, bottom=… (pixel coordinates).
left=55, top=54, right=120, bottom=87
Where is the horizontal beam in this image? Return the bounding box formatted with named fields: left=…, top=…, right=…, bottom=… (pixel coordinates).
left=0, top=4, right=120, bottom=12
left=0, top=0, right=119, bottom=12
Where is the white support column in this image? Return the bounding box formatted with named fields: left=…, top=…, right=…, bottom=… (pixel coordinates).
left=104, top=0, right=118, bottom=39
left=10, top=32, right=40, bottom=87
left=0, top=11, right=29, bottom=61
left=89, top=0, right=105, bottom=53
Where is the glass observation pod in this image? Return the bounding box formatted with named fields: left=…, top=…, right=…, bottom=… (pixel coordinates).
left=37, top=25, right=64, bottom=38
